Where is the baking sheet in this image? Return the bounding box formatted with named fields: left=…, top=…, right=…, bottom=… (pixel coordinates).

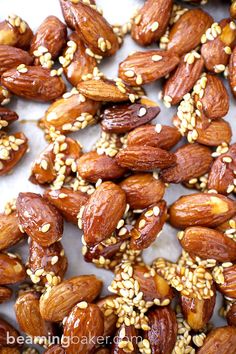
left=0, top=0, right=235, bottom=351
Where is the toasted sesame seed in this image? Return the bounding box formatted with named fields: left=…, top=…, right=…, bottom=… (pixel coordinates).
left=151, top=21, right=159, bottom=32
left=40, top=223, right=51, bottom=233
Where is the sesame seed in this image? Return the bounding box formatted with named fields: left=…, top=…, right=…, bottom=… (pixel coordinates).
left=151, top=21, right=159, bottom=32
left=152, top=54, right=162, bottom=62
left=138, top=107, right=147, bottom=117
left=40, top=223, right=51, bottom=233
left=77, top=301, right=88, bottom=309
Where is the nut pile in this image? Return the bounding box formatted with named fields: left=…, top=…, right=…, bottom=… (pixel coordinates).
left=1, top=0, right=236, bottom=353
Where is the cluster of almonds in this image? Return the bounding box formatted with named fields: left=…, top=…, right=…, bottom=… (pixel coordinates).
left=1, top=0, right=236, bottom=353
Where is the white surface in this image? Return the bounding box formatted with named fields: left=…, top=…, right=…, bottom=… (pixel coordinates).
left=0, top=0, right=234, bottom=351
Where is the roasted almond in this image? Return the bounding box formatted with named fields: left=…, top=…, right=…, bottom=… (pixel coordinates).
left=60, top=0, right=97, bottom=30
left=62, top=302, right=104, bottom=354
left=101, top=102, right=160, bottom=134
left=0, top=349, right=21, bottom=354
left=116, top=146, right=176, bottom=171
left=44, top=187, right=89, bottom=224
left=127, top=124, right=181, bottom=150
left=82, top=181, right=126, bottom=246
left=130, top=201, right=167, bottom=250
left=40, top=275, right=103, bottom=322
left=96, top=295, right=118, bottom=337
left=144, top=306, right=177, bottom=354
left=77, top=151, right=126, bottom=183
left=16, top=192, right=64, bottom=247
left=229, top=46, right=236, bottom=98
left=0, top=286, right=12, bottom=303
left=131, top=0, right=173, bottom=46
left=94, top=349, right=110, bottom=354
left=198, top=326, right=236, bottom=354
left=179, top=227, right=236, bottom=262
left=167, top=8, right=213, bottom=56
left=0, top=132, right=28, bottom=176
left=0, top=45, right=33, bottom=76
left=196, top=118, right=232, bottom=146
left=1, top=66, right=66, bottom=102
left=30, top=16, right=67, bottom=64
left=160, top=143, right=213, bottom=184
left=111, top=324, right=138, bottom=354
left=119, top=50, right=180, bottom=86
left=169, top=193, right=236, bottom=229
left=0, top=317, right=20, bottom=347
left=0, top=252, right=26, bottom=285
left=226, top=303, right=236, bottom=326
left=0, top=107, right=18, bottom=129
left=44, top=345, right=65, bottom=354
left=163, top=53, right=204, bottom=105
left=217, top=264, right=236, bottom=298
left=231, top=1, right=236, bottom=19
left=0, top=212, right=24, bottom=251
left=120, top=173, right=165, bottom=210
left=15, top=291, right=55, bottom=338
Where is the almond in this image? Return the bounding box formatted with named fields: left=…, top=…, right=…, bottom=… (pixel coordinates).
left=62, top=32, right=97, bottom=86
left=167, top=8, right=213, bottom=56
left=163, top=53, right=204, bottom=105
left=59, top=0, right=96, bottom=30
left=116, top=146, right=176, bottom=171
left=198, top=326, right=236, bottom=354
left=62, top=303, right=104, bottom=354
left=77, top=151, right=126, bottom=183
left=0, top=107, right=18, bottom=129
left=196, top=118, right=232, bottom=146
left=144, top=306, right=177, bottom=354
left=217, top=264, right=236, bottom=298
left=160, top=143, right=213, bottom=184
left=231, top=1, right=236, bottom=19
left=127, top=124, right=181, bottom=150
left=96, top=295, right=118, bottom=337
left=28, top=240, right=68, bottom=285
left=0, top=348, right=20, bottom=354
left=44, top=187, right=89, bottom=224
left=0, top=317, right=20, bottom=347
left=0, top=15, right=33, bottom=49
left=82, top=181, right=126, bottom=246
left=119, top=50, right=180, bottom=86
left=1, top=66, right=66, bottom=102
left=0, top=212, right=24, bottom=251
left=101, top=102, right=160, bottom=134
left=0, top=45, right=33, bottom=76
left=0, top=252, right=26, bottom=285
left=179, top=226, right=236, bottom=262
left=16, top=192, right=64, bottom=247
left=120, top=173, right=165, bottom=210
left=95, top=349, right=110, bottom=354
left=40, top=275, right=103, bottom=322
left=131, top=0, right=173, bottom=46
left=208, top=143, right=236, bottom=194
left=0, top=286, right=12, bottom=303
left=30, top=16, right=67, bottom=64
left=111, top=324, right=138, bottom=354
left=0, top=132, right=28, bottom=176
left=130, top=201, right=167, bottom=250
left=44, top=345, right=65, bottom=354
left=169, top=193, right=236, bottom=229
left=181, top=292, right=216, bottom=331
left=226, top=303, right=236, bottom=326
left=229, top=46, right=236, bottom=98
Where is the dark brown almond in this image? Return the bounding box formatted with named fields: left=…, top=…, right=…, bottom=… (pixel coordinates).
left=77, top=151, right=126, bottom=183
left=130, top=201, right=167, bottom=250
left=217, top=265, right=236, bottom=299
left=0, top=107, right=18, bottom=129
left=119, top=50, right=180, bottom=86
left=0, top=212, right=24, bottom=251
left=96, top=295, right=118, bottom=337
left=0, top=253, right=26, bottom=285
left=116, top=146, right=176, bottom=171
left=196, top=119, right=232, bottom=146
left=160, top=143, right=213, bottom=184
left=198, top=326, right=236, bottom=354
left=0, top=45, right=33, bottom=76
left=167, top=9, right=213, bottom=56
left=120, top=173, right=165, bottom=210
left=179, top=227, right=236, bottom=262
left=0, top=317, right=20, bottom=347
left=169, top=193, right=236, bottom=229
left=44, top=187, right=89, bottom=224
left=163, top=54, right=204, bottom=105
left=1, top=66, right=66, bottom=102
left=229, top=46, right=236, bottom=98
left=16, top=192, right=64, bottom=247
left=226, top=303, right=236, bottom=326
left=40, top=275, right=103, bottom=322
left=82, top=182, right=126, bottom=246
left=0, top=286, right=12, bottom=303
left=0, top=15, right=33, bottom=49
left=111, top=325, right=138, bottom=354
left=127, top=124, right=181, bottom=150
left=44, top=345, right=65, bottom=354
left=60, top=0, right=96, bottom=30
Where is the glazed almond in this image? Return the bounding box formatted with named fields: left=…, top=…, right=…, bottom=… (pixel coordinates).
left=0, top=317, right=20, bottom=347
left=0, top=45, right=33, bottom=76
left=0, top=212, right=24, bottom=251
left=226, top=303, right=236, bottom=326
left=196, top=119, right=232, bottom=146
left=0, top=253, right=26, bottom=285
left=217, top=265, right=236, bottom=298
left=111, top=325, right=138, bottom=354
left=229, top=46, right=236, bottom=97
left=44, top=346, right=65, bottom=354
left=0, top=107, right=18, bottom=129
left=0, top=286, right=12, bottom=303
left=16, top=192, right=64, bottom=247
left=96, top=295, right=118, bottom=337
left=198, top=326, right=236, bottom=354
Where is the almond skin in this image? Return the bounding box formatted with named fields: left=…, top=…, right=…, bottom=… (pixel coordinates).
left=0, top=45, right=33, bottom=76
left=0, top=286, right=12, bottom=303
left=0, top=348, right=21, bottom=354
left=0, top=317, right=20, bottom=347
left=62, top=303, right=104, bottom=354
left=0, top=107, right=18, bottom=129
left=0, top=16, right=33, bottom=49
left=163, top=54, right=204, bottom=105
left=131, top=0, right=173, bottom=46
left=96, top=295, right=118, bottom=338
left=226, top=303, right=236, bottom=326
left=181, top=293, right=216, bottom=331
left=120, top=173, right=165, bottom=210
left=229, top=46, right=236, bottom=98
left=127, top=124, right=181, bottom=150
left=130, top=201, right=167, bottom=250
left=101, top=102, right=160, bottom=134
left=116, top=146, right=176, bottom=171
left=167, top=8, right=213, bottom=56
left=1, top=66, right=66, bottom=102
left=77, top=151, right=126, bottom=183
left=144, top=306, right=177, bottom=354
left=59, top=0, right=96, bottom=30
left=15, top=291, right=55, bottom=338
left=16, top=192, right=64, bottom=247
left=111, top=325, right=138, bottom=354
left=44, top=187, right=89, bottom=224
left=198, top=326, right=236, bottom=354
left=119, top=50, right=180, bottom=86
left=0, top=212, right=24, bottom=251
left=217, top=265, right=236, bottom=298
left=82, top=181, right=126, bottom=246
left=40, top=275, right=103, bottom=322
left=160, top=143, right=213, bottom=184
left=0, top=253, right=26, bottom=285
left=196, top=118, right=232, bottom=146
left=169, top=193, right=236, bottom=229
left=44, top=346, right=65, bottom=354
